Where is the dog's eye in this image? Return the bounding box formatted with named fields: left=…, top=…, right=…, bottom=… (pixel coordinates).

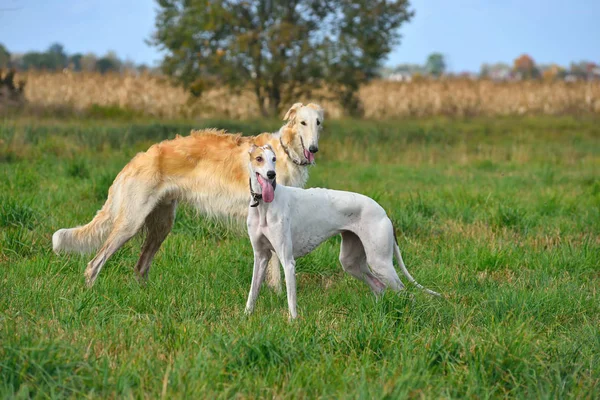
left=316, top=119, right=320, bottom=126
left=256, top=156, right=263, bottom=162
left=272, top=157, right=276, bottom=162
left=301, top=121, right=307, bottom=126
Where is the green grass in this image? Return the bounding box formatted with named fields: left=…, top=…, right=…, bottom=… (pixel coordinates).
left=1, top=115, right=599, bottom=398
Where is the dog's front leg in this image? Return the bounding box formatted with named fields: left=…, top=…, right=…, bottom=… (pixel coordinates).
left=272, top=235, right=298, bottom=319
left=282, top=257, right=297, bottom=319
left=245, top=250, right=271, bottom=315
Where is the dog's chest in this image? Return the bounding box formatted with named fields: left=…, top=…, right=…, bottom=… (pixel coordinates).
left=249, top=224, right=275, bottom=252
left=279, top=163, right=308, bottom=188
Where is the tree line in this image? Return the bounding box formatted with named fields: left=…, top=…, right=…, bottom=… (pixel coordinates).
left=385, top=53, right=598, bottom=81
left=0, top=43, right=150, bottom=74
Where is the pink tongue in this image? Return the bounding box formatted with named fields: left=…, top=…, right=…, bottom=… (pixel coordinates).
left=257, top=174, right=275, bottom=203
left=304, top=148, right=315, bottom=163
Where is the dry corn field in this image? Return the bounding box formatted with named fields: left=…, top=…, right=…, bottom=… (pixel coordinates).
left=19, top=71, right=600, bottom=119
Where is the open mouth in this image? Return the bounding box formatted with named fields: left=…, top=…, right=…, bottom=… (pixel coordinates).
left=300, top=138, right=315, bottom=164
left=256, top=173, right=275, bottom=203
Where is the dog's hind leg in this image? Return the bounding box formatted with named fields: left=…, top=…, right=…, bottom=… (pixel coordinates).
left=265, top=251, right=282, bottom=294
left=84, top=193, right=162, bottom=287
left=134, top=199, right=177, bottom=281
left=362, top=229, right=405, bottom=292
left=339, top=231, right=386, bottom=294
left=367, top=257, right=405, bottom=292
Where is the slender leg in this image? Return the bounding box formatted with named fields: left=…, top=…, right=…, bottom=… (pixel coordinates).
left=84, top=195, right=160, bottom=287
left=281, top=258, right=298, bottom=319
left=270, top=230, right=298, bottom=319
left=85, top=227, right=138, bottom=286
left=245, top=251, right=271, bottom=314
left=134, top=200, right=177, bottom=281
left=362, top=228, right=405, bottom=292
left=339, top=231, right=386, bottom=294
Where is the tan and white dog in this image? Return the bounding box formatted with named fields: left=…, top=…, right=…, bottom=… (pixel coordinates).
left=52, top=103, right=324, bottom=287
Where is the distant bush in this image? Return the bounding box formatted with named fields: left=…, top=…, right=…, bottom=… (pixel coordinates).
left=0, top=69, right=26, bottom=110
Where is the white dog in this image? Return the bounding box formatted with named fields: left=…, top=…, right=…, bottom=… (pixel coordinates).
left=244, top=145, right=441, bottom=319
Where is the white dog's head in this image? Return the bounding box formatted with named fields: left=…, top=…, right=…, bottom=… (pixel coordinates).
left=248, top=144, right=277, bottom=203
left=283, top=103, right=324, bottom=164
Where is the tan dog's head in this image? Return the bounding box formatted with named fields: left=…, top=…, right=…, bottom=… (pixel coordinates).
left=283, top=103, right=324, bottom=164
left=248, top=144, right=277, bottom=203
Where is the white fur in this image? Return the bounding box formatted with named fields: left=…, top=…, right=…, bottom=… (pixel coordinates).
left=244, top=147, right=441, bottom=319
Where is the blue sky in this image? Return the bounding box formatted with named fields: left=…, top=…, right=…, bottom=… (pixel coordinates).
left=1, top=0, right=598, bottom=72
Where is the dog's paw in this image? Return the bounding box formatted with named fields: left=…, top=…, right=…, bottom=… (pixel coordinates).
left=84, top=268, right=96, bottom=288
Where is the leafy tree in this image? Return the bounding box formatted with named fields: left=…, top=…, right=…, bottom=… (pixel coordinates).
left=19, top=43, right=69, bottom=70
left=80, top=53, right=98, bottom=72
left=513, top=54, right=539, bottom=79
left=0, top=43, right=10, bottom=68
left=96, top=51, right=122, bottom=73
left=150, top=0, right=413, bottom=116
left=47, top=43, right=68, bottom=69
left=425, top=52, right=445, bottom=77
left=540, top=64, right=566, bottom=81
left=96, top=57, right=119, bottom=73
left=69, top=53, right=83, bottom=71
left=21, top=52, right=47, bottom=70
left=137, top=64, right=150, bottom=74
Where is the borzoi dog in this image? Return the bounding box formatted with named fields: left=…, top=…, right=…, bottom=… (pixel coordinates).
left=244, top=145, right=440, bottom=319
left=52, top=103, right=324, bottom=287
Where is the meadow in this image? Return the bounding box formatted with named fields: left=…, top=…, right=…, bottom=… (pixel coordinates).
left=0, top=115, right=599, bottom=398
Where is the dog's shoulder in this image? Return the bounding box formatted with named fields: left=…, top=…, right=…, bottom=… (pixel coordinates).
left=251, top=132, right=277, bottom=146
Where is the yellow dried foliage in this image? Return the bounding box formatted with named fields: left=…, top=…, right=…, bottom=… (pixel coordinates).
left=19, top=71, right=600, bottom=119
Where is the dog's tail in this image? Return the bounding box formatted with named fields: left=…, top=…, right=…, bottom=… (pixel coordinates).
left=52, top=181, right=118, bottom=254
left=392, top=229, right=441, bottom=297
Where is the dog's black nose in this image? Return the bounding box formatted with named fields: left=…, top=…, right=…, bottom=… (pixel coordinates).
left=309, top=145, right=319, bottom=153
left=267, top=170, right=276, bottom=179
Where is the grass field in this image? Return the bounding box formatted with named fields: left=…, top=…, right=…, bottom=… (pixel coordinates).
left=1, top=115, right=599, bottom=398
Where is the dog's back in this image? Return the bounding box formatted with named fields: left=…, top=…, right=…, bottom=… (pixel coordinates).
left=266, top=185, right=389, bottom=258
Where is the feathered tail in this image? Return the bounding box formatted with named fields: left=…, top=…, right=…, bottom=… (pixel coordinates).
left=52, top=173, right=122, bottom=255
left=52, top=201, right=113, bottom=254
left=393, top=242, right=442, bottom=297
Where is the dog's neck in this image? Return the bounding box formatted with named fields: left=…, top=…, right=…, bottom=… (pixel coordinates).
left=248, top=177, right=262, bottom=207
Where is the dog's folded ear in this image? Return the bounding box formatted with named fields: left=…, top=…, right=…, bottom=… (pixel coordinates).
left=248, top=144, right=258, bottom=154
left=283, top=103, right=304, bottom=122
